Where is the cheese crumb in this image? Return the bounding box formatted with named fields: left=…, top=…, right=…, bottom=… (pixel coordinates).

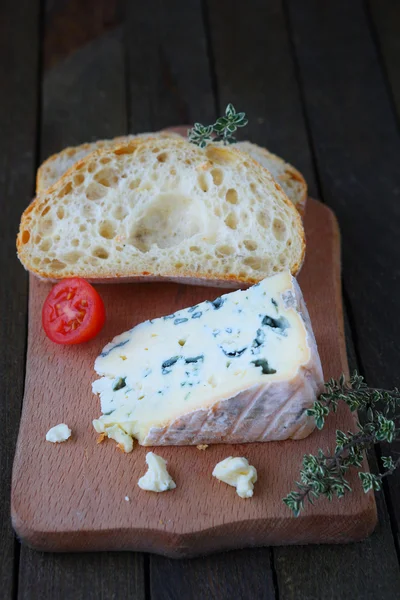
left=125, top=496, right=130, bottom=502
left=197, top=444, right=209, bottom=451
left=138, top=452, right=176, bottom=493
left=212, top=456, right=257, bottom=498
left=46, top=423, right=72, bottom=443
left=93, top=422, right=133, bottom=453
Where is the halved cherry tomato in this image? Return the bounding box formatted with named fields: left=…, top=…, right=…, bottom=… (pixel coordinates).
left=42, top=278, right=106, bottom=345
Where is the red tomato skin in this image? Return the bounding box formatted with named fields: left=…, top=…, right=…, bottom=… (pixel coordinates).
left=42, top=278, right=106, bottom=345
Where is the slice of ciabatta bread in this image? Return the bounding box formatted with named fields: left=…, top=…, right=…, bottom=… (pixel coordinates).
left=236, top=141, right=307, bottom=215
left=37, top=134, right=307, bottom=216
left=36, top=131, right=180, bottom=193
left=18, top=137, right=305, bottom=287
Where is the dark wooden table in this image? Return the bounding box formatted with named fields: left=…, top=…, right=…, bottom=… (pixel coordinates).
left=2, top=1, right=400, bottom=598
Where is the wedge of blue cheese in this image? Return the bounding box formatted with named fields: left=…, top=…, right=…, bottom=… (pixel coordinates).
left=92, top=271, right=323, bottom=449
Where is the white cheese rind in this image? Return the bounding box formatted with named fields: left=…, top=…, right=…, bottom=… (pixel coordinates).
left=92, top=271, right=324, bottom=448
left=137, top=452, right=176, bottom=492
left=212, top=456, right=257, bottom=498
left=46, top=423, right=71, bottom=443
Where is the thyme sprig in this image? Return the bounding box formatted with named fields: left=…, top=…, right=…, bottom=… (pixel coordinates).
left=283, top=372, right=400, bottom=516
left=188, top=104, right=248, bottom=147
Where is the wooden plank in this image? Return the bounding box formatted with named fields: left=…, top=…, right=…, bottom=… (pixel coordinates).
left=0, top=0, right=40, bottom=599
left=280, top=0, right=400, bottom=595
left=17, top=2, right=145, bottom=598
left=202, top=2, right=315, bottom=594
left=125, top=0, right=215, bottom=132
left=208, top=0, right=400, bottom=597
left=150, top=549, right=276, bottom=600
left=207, top=0, right=318, bottom=196
left=41, top=29, right=127, bottom=157
left=368, top=0, right=400, bottom=119
left=18, top=552, right=145, bottom=600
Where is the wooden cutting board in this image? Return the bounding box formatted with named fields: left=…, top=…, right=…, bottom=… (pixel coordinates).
left=11, top=198, right=377, bottom=557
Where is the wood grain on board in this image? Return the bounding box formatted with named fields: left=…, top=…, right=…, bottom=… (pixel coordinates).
left=11, top=198, right=376, bottom=557
left=287, top=0, right=400, bottom=573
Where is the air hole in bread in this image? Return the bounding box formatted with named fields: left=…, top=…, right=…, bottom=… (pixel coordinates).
left=99, top=220, right=116, bottom=239
left=189, top=246, right=201, bottom=254
left=71, top=238, right=79, bottom=247
left=54, top=235, right=61, bottom=242
left=225, top=189, right=238, bottom=204
left=49, top=259, right=66, bottom=271
left=211, top=168, right=223, bottom=186
left=216, top=244, right=234, bottom=256
left=175, top=262, right=183, bottom=269
left=74, top=173, right=85, bottom=185
left=224, top=212, right=238, bottom=230
left=279, top=255, right=286, bottom=266
left=185, top=159, right=192, bottom=165
left=198, top=173, right=209, bottom=192
left=79, top=224, right=86, bottom=232
left=33, top=257, right=40, bottom=266
left=214, top=207, right=222, bottom=217
left=244, top=240, right=257, bottom=251
left=129, top=178, right=141, bottom=190
left=244, top=256, right=262, bottom=270
left=151, top=147, right=160, bottom=153
left=94, top=168, right=119, bottom=188
left=58, top=182, right=72, bottom=198
left=57, top=207, right=65, bottom=220
left=113, top=205, right=128, bottom=220
left=114, top=144, right=136, bottom=156
left=238, top=271, right=247, bottom=278
left=286, top=239, right=292, bottom=247
left=21, top=230, right=30, bottom=244
left=63, top=251, right=82, bottom=265
left=170, top=168, right=176, bottom=176
left=100, top=157, right=111, bottom=165
left=116, top=246, right=123, bottom=252
left=35, top=235, right=41, bottom=244
left=93, top=247, right=109, bottom=260
left=129, top=194, right=201, bottom=251
left=272, top=218, right=287, bottom=241
left=86, top=182, right=107, bottom=201
left=250, top=183, right=256, bottom=193
left=273, top=266, right=278, bottom=272
left=178, top=339, right=186, bottom=347
left=40, top=239, right=52, bottom=252
left=157, top=152, right=168, bottom=163
left=257, top=211, right=270, bottom=229
left=87, top=162, right=96, bottom=173
left=39, top=219, right=54, bottom=235
left=41, top=206, right=51, bottom=217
